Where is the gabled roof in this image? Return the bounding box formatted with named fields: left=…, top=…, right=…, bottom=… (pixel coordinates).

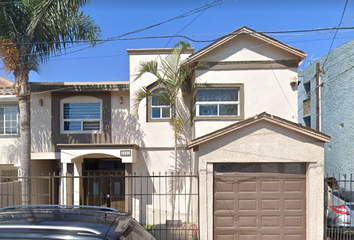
left=186, top=112, right=330, bottom=149
left=0, top=76, right=13, bottom=87
left=0, top=76, right=15, bottom=95
left=185, top=26, right=307, bottom=63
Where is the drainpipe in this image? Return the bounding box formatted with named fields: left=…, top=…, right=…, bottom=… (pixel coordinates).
left=316, top=62, right=321, bottom=132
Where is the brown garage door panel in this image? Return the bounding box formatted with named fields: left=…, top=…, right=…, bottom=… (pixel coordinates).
left=214, top=173, right=306, bottom=240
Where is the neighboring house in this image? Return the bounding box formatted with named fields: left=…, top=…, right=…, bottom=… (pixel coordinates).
left=0, top=77, right=20, bottom=177
left=0, top=26, right=330, bottom=240
left=299, top=40, right=354, bottom=175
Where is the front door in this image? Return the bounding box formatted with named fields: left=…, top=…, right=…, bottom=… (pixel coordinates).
left=82, top=159, right=126, bottom=211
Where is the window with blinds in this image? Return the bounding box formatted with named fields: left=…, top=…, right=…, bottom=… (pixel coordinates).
left=63, top=102, right=101, bottom=132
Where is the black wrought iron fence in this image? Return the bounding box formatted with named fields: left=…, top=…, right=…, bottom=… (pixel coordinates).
left=0, top=172, right=199, bottom=240
left=325, top=175, right=354, bottom=240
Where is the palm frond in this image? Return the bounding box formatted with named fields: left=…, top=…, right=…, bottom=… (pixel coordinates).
left=0, top=39, right=21, bottom=73
left=134, top=60, right=162, bottom=81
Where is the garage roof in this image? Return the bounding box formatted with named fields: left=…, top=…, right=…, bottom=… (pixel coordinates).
left=186, top=112, right=331, bottom=150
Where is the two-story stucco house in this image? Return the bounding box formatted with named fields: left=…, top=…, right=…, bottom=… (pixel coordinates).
left=130, top=26, right=330, bottom=240
left=0, top=26, right=330, bottom=240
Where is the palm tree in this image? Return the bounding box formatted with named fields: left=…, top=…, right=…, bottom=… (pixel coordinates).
left=0, top=0, right=101, bottom=205
left=134, top=41, right=194, bottom=221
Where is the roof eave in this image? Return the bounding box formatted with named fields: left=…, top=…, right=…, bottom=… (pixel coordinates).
left=186, top=113, right=330, bottom=150
left=185, top=26, right=307, bottom=64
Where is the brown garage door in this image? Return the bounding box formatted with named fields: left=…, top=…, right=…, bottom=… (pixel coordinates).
left=214, top=163, right=306, bottom=240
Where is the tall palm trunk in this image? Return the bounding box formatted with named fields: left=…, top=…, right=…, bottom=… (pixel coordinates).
left=16, top=67, right=31, bottom=205
left=171, top=100, right=178, bottom=222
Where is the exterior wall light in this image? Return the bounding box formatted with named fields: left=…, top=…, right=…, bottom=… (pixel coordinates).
left=119, top=96, right=124, bottom=104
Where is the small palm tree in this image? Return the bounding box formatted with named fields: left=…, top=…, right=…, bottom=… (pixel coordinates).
left=134, top=41, right=194, bottom=221
left=0, top=0, right=101, bottom=205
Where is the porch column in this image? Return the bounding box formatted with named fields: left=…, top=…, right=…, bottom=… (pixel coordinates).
left=61, top=163, right=67, bottom=205
left=73, top=159, right=83, bottom=205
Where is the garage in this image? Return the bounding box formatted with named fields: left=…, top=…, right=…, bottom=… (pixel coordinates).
left=214, top=163, right=306, bottom=240
left=187, top=113, right=330, bottom=240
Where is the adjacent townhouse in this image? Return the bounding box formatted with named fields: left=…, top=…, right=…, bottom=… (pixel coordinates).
left=0, top=77, right=19, bottom=177
left=0, top=26, right=330, bottom=240
left=299, top=40, right=354, bottom=176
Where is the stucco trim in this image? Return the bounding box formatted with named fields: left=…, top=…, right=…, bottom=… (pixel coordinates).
left=31, top=82, right=129, bottom=92
left=186, top=112, right=331, bottom=149
left=58, top=143, right=140, bottom=150
left=184, top=26, right=307, bottom=63
left=127, top=48, right=194, bottom=55
left=196, top=60, right=299, bottom=70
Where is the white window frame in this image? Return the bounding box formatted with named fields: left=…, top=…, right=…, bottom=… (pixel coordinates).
left=60, top=96, right=102, bottom=134
left=0, top=105, right=19, bottom=136
left=194, top=88, right=240, bottom=117
left=149, top=88, right=171, bottom=121
left=151, top=103, right=171, bottom=119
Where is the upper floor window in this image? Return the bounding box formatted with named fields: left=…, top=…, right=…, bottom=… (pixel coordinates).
left=148, top=88, right=171, bottom=121
left=0, top=106, right=18, bottom=135
left=61, top=97, right=102, bottom=133
left=194, top=88, right=240, bottom=116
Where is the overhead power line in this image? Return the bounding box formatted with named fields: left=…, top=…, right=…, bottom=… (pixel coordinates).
left=2, top=26, right=354, bottom=47
left=322, top=0, right=349, bottom=68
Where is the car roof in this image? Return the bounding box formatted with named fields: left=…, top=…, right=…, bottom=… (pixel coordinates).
left=0, top=205, right=132, bottom=240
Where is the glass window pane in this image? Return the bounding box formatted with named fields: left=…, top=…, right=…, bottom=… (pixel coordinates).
left=261, top=164, right=279, bottom=173
left=151, top=108, right=160, bottom=118
left=219, top=104, right=238, bottom=115
left=197, top=89, right=239, bottom=102
left=114, top=182, right=121, bottom=195
left=199, top=105, right=217, bottom=116
left=215, top=164, right=233, bottom=173
left=238, top=164, right=256, bottom=172
left=152, top=89, right=169, bottom=106
left=93, top=182, right=99, bottom=196
left=161, top=107, right=170, bottom=118
left=83, top=121, right=100, bottom=131
left=64, top=103, right=100, bottom=120
left=0, top=107, right=18, bottom=135
left=284, top=164, right=302, bottom=174
left=64, top=121, right=81, bottom=131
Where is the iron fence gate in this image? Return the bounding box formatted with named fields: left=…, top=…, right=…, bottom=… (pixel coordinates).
left=0, top=172, right=199, bottom=240
left=325, top=175, right=354, bottom=240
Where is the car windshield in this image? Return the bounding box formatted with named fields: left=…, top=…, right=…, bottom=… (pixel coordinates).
left=333, top=190, right=354, bottom=202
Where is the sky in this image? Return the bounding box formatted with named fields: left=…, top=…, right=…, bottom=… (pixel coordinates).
left=1, top=0, right=354, bottom=83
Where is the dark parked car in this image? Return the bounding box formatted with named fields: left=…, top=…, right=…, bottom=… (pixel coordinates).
left=0, top=205, right=156, bottom=240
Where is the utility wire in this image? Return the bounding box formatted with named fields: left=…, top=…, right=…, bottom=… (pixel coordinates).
left=322, top=0, right=349, bottom=68
left=2, top=26, right=354, bottom=47
left=163, top=0, right=223, bottom=48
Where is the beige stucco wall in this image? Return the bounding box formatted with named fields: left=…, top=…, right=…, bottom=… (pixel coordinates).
left=196, top=121, right=325, bottom=240
left=128, top=49, right=192, bottom=149
left=200, top=35, right=300, bottom=62
left=193, top=35, right=300, bottom=138
left=31, top=92, right=52, bottom=154
left=111, top=91, right=132, bottom=144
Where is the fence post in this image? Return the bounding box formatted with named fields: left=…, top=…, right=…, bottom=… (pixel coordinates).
left=324, top=175, right=328, bottom=240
